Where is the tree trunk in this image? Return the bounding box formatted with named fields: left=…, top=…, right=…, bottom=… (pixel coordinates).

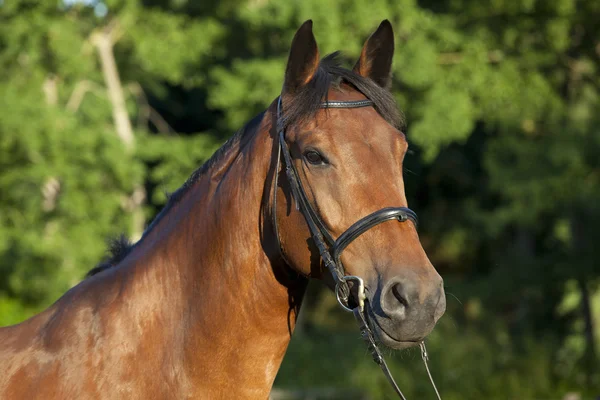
left=571, top=210, right=597, bottom=382
left=92, top=28, right=134, bottom=149
left=92, top=25, right=145, bottom=239
left=578, top=278, right=597, bottom=381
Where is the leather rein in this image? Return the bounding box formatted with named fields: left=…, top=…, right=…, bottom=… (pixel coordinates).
left=270, top=97, right=442, bottom=400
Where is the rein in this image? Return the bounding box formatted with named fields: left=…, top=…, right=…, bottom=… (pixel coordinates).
left=271, top=97, right=442, bottom=400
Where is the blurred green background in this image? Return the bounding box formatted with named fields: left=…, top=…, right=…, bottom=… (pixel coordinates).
left=0, top=0, right=599, bottom=399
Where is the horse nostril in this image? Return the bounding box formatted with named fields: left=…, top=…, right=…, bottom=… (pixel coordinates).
left=392, top=283, right=409, bottom=309
left=380, top=279, right=413, bottom=320
left=378, top=273, right=445, bottom=329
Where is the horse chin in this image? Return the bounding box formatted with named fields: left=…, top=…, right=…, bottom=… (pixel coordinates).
left=365, top=305, right=423, bottom=350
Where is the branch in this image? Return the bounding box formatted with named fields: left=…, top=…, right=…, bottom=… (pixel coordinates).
left=66, top=80, right=105, bottom=112
left=120, top=186, right=146, bottom=212
left=43, top=75, right=58, bottom=106
left=127, top=82, right=175, bottom=134
left=148, top=108, right=175, bottom=135
left=41, top=177, right=61, bottom=212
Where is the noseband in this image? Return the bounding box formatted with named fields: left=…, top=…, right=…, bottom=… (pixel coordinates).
left=271, top=97, right=441, bottom=400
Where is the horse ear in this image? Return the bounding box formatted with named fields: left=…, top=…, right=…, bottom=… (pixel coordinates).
left=283, top=20, right=320, bottom=94
left=353, top=20, right=395, bottom=89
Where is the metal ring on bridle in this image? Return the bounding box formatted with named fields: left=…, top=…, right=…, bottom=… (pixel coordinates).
left=335, top=275, right=366, bottom=312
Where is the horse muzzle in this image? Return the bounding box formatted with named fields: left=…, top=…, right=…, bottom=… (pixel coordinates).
left=366, top=271, right=446, bottom=350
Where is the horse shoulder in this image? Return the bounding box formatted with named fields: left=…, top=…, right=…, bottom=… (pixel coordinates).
left=0, top=279, right=115, bottom=399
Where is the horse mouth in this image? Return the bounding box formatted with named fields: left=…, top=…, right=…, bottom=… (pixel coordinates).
left=365, top=304, right=423, bottom=350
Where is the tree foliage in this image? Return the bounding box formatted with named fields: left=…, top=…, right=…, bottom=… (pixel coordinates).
left=0, top=0, right=598, bottom=397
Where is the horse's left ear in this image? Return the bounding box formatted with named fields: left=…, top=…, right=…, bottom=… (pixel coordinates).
left=283, top=20, right=320, bottom=95
left=353, top=20, right=395, bottom=89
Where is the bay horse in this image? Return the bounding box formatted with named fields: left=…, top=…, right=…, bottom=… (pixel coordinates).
left=0, top=20, right=445, bottom=399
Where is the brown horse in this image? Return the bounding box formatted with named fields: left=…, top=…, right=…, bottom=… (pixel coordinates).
left=0, top=20, right=445, bottom=399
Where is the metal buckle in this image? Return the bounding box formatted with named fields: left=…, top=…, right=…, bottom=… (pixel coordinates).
left=335, top=275, right=366, bottom=312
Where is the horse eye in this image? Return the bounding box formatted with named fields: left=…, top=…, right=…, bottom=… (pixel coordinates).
left=303, top=150, right=327, bottom=165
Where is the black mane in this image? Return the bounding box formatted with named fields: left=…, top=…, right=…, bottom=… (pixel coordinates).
left=86, top=112, right=263, bottom=278
left=85, top=235, right=132, bottom=278
left=87, top=52, right=402, bottom=278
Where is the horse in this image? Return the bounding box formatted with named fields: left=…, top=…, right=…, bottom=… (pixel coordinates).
left=0, top=20, right=445, bottom=399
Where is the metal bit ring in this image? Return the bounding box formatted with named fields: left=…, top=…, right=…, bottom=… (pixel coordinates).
left=335, top=275, right=366, bottom=312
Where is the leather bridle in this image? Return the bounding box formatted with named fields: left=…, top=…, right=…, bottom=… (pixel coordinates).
left=271, top=97, right=442, bottom=400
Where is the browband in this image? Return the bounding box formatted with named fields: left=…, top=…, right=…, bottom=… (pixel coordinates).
left=320, top=99, right=374, bottom=109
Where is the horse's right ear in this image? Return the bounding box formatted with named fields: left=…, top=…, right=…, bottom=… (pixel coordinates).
left=283, top=20, right=320, bottom=95
left=353, top=20, right=395, bottom=89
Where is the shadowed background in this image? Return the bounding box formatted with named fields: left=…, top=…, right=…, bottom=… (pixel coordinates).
left=0, top=0, right=598, bottom=399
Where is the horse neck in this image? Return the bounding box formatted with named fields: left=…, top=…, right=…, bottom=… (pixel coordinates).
left=121, top=108, right=307, bottom=395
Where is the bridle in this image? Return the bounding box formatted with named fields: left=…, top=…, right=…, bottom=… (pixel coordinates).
left=271, top=96, right=442, bottom=400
